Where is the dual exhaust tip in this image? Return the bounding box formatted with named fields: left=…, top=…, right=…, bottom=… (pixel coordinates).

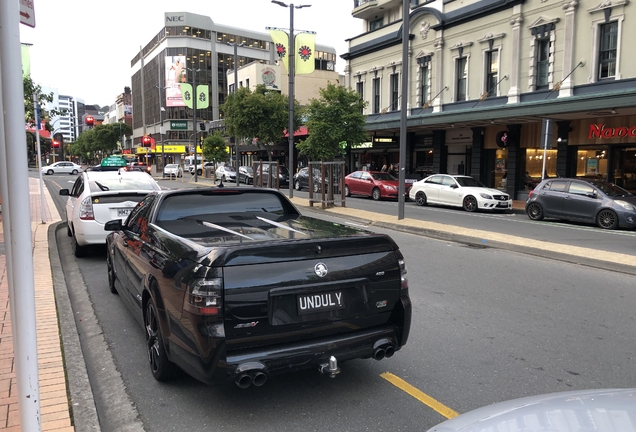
left=372, top=344, right=395, bottom=361
left=235, top=370, right=267, bottom=389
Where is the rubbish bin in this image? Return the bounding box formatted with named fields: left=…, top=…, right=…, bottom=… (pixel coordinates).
left=205, top=167, right=214, bottom=179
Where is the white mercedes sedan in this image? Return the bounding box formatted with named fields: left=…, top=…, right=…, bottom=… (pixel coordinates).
left=408, top=174, right=512, bottom=212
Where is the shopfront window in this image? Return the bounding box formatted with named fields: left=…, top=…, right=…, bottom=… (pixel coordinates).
left=577, top=149, right=607, bottom=179
left=526, top=148, right=557, bottom=179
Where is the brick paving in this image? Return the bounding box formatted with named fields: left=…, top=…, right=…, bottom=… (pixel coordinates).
left=0, top=178, right=73, bottom=431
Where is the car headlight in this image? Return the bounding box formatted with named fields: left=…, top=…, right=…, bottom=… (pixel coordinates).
left=383, top=185, right=397, bottom=190
left=615, top=200, right=635, bottom=211
left=480, top=193, right=493, bottom=199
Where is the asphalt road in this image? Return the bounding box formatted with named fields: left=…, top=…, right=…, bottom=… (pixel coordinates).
left=43, top=171, right=636, bottom=431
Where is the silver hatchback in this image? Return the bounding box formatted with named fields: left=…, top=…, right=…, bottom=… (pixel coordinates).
left=525, top=178, right=636, bottom=229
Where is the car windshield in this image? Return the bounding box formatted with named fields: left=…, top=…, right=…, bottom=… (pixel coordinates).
left=455, top=176, right=485, bottom=187
left=371, top=173, right=396, bottom=181
left=590, top=180, right=633, bottom=197
left=88, top=176, right=159, bottom=192
left=165, top=164, right=178, bottom=169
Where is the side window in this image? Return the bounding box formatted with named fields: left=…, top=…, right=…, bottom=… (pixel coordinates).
left=351, top=172, right=362, bottom=179
left=70, top=177, right=84, bottom=197
left=126, top=195, right=155, bottom=235
left=568, top=182, right=595, bottom=196
left=545, top=180, right=568, bottom=192
left=441, top=176, right=456, bottom=186
left=361, top=172, right=372, bottom=181
left=425, top=175, right=443, bottom=185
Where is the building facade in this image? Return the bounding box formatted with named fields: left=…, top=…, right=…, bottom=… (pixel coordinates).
left=343, top=0, right=636, bottom=198
left=130, top=11, right=339, bottom=168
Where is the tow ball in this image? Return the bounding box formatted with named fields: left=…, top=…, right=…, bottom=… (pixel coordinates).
left=319, top=356, right=341, bottom=378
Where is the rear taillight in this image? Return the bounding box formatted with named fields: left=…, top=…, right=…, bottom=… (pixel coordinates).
left=79, top=197, right=95, bottom=220
left=146, top=166, right=152, bottom=173
left=528, top=190, right=534, bottom=199
left=185, top=272, right=223, bottom=315
left=398, top=257, right=408, bottom=296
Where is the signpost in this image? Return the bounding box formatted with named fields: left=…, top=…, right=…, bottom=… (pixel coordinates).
left=20, top=0, right=35, bottom=28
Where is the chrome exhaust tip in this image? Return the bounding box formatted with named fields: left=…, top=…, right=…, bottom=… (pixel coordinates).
left=235, top=373, right=253, bottom=389
left=373, top=348, right=386, bottom=361
left=384, top=345, right=395, bottom=358
left=251, top=371, right=268, bottom=387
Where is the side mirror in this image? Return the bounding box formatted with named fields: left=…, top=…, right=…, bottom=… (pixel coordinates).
left=59, top=189, right=70, bottom=196
left=586, top=192, right=597, bottom=198
left=450, top=184, right=458, bottom=189
left=104, top=219, right=123, bottom=231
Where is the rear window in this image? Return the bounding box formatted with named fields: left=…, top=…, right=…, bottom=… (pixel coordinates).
left=155, top=191, right=296, bottom=222
left=88, top=177, right=159, bottom=192
left=543, top=180, right=568, bottom=192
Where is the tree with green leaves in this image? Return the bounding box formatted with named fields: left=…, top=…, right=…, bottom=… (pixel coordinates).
left=23, top=75, right=65, bottom=132
left=202, top=131, right=229, bottom=169
left=222, top=85, right=303, bottom=161
left=69, top=123, right=132, bottom=164
left=296, top=83, right=368, bottom=162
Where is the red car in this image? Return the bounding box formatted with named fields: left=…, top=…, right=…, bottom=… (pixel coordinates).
left=344, top=170, right=411, bottom=200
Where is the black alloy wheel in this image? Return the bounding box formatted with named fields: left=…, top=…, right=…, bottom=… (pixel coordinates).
left=372, top=188, right=381, bottom=201
left=462, top=195, right=478, bottom=212
left=596, top=209, right=618, bottom=230
left=526, top=202, right=544, bottom=221
left=344, top=185, right=351, bottom=197
left=415, top=191, right=427, bottom=206
left=106, top=255, right=117, bottom=294
left=145, top=297, right=176, bottom=381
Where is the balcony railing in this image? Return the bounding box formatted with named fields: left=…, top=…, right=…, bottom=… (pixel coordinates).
left=354, top=0, right=375, bottom=7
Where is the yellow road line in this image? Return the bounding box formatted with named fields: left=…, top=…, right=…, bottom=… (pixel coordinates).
left=381, top=372, right=459, bottom=419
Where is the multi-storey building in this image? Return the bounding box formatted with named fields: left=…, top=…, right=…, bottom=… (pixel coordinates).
left=131, top=11, right=338, bottom=168
left=343, top=0, right=636, bottom=198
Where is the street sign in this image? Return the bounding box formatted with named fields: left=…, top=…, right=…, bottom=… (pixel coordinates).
left=170, top=120, right=188, bottom=130
left=20, top=0, right=36, bottom=28
left=100, top=156, right=127, bottom=167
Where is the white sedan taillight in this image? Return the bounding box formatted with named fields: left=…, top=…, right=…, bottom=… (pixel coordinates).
left=79, top=197, right=95, bottom=220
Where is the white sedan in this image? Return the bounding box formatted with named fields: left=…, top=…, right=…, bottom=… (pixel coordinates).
left=60, top=170, right=161, bottom=257
left=41, top=161, right=82, bottom=175
left=408, top=174, right=512, bottom=212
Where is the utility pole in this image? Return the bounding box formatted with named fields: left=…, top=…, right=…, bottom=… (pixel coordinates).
left=228, top=41, right=244, bottom=186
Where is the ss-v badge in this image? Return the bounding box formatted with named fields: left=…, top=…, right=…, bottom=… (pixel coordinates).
left=234, top=321, right=259, bottom=329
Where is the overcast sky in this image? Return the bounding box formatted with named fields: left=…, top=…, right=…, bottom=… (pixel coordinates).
left=20, top=0, right=363, bottom=107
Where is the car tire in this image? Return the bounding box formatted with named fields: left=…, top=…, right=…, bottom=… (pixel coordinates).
left=415, top=191, right=427, bottom=206
left=372, top=188, right=381, bottom=201
left=106, top=255, right=118, bottom=294
left=295, top=181, right=301, bottom=191
left=344, top=185, right=351, bottom=197
left=313, top=182, right=320, bottom=193
left=526, top=203, right=544, bottom=221
left=145, top=296, right=177, bottom=381
left=47, top=169, right=53, bottom=175
left=221, top=175, right=226, bottom=182
left=72, top=234, right=89, bottom=258
left=462, top=195, right=478, bottom=212
left=596, top=209, right=618, bottom=230
left=71, top=169, right=78, bottom=175
left=197, top=169, right=202, bottom=176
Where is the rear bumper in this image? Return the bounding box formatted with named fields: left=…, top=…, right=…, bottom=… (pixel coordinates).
left=73, top=219, right=107, bottom=246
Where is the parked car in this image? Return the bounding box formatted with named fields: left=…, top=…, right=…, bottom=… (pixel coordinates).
left=238, top=166, right=253, bottom=184
left=104, top=187, right=411, bottom=387
left=60, top=169, right=161, bottom=257
left=345, top=170, right=410, bottom=201
left=162, top=164, right=182, bottom=178
left=408, top=174, right=512, bottom=212
left=294, top=167, right=324, bottom=191
left=41, top=161, right=82, bottom=175
left=189, top=161, right=214, bottom=176
left=254, top=164, right=290, bottom=187
left=426, top=388, right=636, bottom=432
left=525, top=177, right=636, bottom=230
left=215, top=165, right=237, bottom=182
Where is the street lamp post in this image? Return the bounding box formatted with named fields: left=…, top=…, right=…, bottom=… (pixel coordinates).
left=228, top=41, right=244, bottom=187
left=186, top=65, right=201, bottom=182
left=272, top=0, right=311, bottom=198
left=157, top=61, right=169, bottom=172
left=398, top=0, right=410, bottom=220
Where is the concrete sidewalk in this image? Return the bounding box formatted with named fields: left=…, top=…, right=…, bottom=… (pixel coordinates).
left=0, top=178, right=74, bottom=431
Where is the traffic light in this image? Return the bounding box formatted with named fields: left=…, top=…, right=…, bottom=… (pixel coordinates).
left=141, top=135, right=152, bottom=147
left=51, top=140, right=60, bottom=148
left=199, top=122, right=205, bottom=131
left=85, top=116, right=94, bottom=127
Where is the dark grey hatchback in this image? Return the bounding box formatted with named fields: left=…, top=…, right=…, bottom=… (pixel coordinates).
left=525, top=178, right=636, bottom=229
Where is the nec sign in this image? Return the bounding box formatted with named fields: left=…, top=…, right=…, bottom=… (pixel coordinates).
left=166, top=15, right=185, bottom=23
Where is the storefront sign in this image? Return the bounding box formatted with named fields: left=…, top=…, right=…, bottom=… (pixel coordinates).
left=170, top=120, right=189, bottom=130
left=588, top=124, right=636, bottom=139
left=155, top=145, right=187, bottom=153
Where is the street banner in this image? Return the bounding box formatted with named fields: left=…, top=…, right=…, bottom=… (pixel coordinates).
left=179, top=83, right=193, bottom=109
left=269, top=29, right=290, bottom=72
left=295, top=32, right=315, bottom=75
left=196, top=85, right=209, bottom=109
left=165, top=55, right=187, bottom=107
left=21, top=44, right=30, bottom=77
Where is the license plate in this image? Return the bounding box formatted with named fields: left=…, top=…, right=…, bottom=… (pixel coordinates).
left=497, top=202, right=509, bottom=207
left=297, top=291, right=345, bottom=315
left=117, top=208, right=132, bottom=217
